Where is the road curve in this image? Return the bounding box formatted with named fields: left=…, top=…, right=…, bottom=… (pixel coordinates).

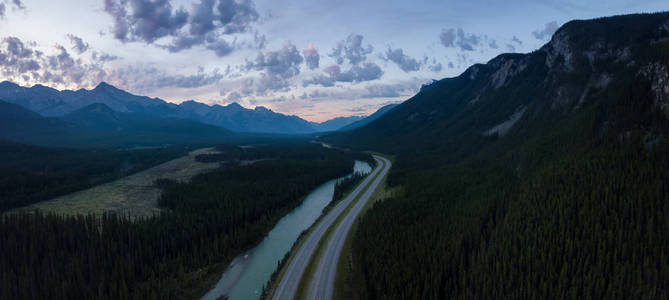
left=306, top=156, right=391, bottom=300
left=272, top=155, right=388, bottom=300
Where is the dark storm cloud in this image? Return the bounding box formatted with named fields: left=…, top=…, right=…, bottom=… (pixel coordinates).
left=103, top=0, right=259, bottom=56
left=329, top=34, right=373, bottom=65
left=532, top=21, right=559, bottom=40
left=303, top=62, right=383, bottom=87
left=384, top=47, right=421, bottom=72
left=66, top=34, right=90, bottom=54
left=302, top=43, right=319, bottom=70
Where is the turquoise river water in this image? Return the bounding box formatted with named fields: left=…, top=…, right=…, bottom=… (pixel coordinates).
left=202, top=160, right=372, bottom=300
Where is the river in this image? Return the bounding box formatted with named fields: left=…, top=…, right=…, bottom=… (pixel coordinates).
left=202, top=160, right=372, bottom=300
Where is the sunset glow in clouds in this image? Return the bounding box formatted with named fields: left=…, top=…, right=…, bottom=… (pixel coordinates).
left=0, top=0, right=666, bottom=121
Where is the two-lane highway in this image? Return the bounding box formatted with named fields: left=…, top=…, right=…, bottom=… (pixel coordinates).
left=306, top=156, right=391, bottom=300
left=272, top=155, right=390, bottom=300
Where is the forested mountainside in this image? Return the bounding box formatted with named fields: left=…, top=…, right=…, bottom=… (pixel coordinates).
left=324, top=12, right=669, bottom=299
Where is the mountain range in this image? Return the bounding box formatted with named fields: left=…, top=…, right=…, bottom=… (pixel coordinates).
left=0, top=81, right=383, bottom=135
left=0, top=99, right=233, bottom=147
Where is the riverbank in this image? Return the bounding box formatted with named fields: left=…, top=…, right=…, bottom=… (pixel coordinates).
left=202, top=161, right=372, bottom=300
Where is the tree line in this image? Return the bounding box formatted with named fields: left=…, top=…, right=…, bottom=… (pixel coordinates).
left=0, top=143, right=370, bottom=299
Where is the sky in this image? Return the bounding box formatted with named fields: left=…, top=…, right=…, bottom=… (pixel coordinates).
left=0, top=0, right=666, bottom=122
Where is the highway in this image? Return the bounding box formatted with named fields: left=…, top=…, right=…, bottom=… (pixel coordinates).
left=272, top=155, right=390, bottom=300
left=306, top=156, right=391, bottom=300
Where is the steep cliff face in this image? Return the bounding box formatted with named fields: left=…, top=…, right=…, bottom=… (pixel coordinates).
left=641, top=62, right=669, bottom=116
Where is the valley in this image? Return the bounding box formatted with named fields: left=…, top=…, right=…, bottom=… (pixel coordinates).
left=9, top=147, right=222, bottom=218
left=1, top=7, right=668, bottom=300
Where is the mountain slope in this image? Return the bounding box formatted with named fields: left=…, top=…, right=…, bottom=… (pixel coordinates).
left=311, top=115, right=366, bottom=132
left=328, top=12, right=669, bottom=299
left=327, top=13, right=669, bottom=157
left=338, top=103, right=398, bottom=131
left=0, top=100, right=232, bottom=147
left=0, top=100, right=85, bottom=145
left=64, top=103, right=231, bottom=136
left=199, top=103, right=316, bottom=134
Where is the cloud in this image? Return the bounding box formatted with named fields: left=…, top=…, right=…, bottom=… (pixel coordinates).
left=362, top=84, right=402, bottom=98
left=346, top=100, right=402, bottom=113
left=245, top=42, right=303, bottom=79
left=0, top=37, right=110, bottom=87
left=0, top=0, right=25, bottom=18
left=237, top=42, right=305, bottom=95
left=335, top=62, right=383, bottom=82
left=66, top=34, right=89, bottom=54
left=439, top=28, right=491, bottom=51
left=10, top=0, right=24, bottom=9
left=361, top=78, right=425, bottom=99
left=511, top=36, right=523, bottom=45
left=384, top=47, right=421, bottom=72
left=439, top=28, right=456, bottom=47
left=329, top=33, right=373, bottom=65
left=455, top=28, right=480, bottom=51
left=238, top=30, right=266, bottom=49
left=102, top=65, right=223, bottom=93
left=91, top=51, right=120, bottom=62
left=532, top=21, right=559, bottom=40
left=239, top=73, right=291, bottom=95
left=302, top=73, right=335, bottom=87
left=103, top=0, right=188, bottom=43
left=427, top=58, right=442, bottom=72
left=205, top=38, right=234, bottom=56
left=302, top=42, right=319, bottom=70
left=506, top=44, right=516, bottom=52
left=0, top=36, right=221, bottom=92
left=303, top=62, right=383, bottom=87
left=103, top=0, right=259, bottom=56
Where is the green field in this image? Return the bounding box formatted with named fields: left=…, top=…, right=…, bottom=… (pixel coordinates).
left=11, top=147, right=221, bottom=217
